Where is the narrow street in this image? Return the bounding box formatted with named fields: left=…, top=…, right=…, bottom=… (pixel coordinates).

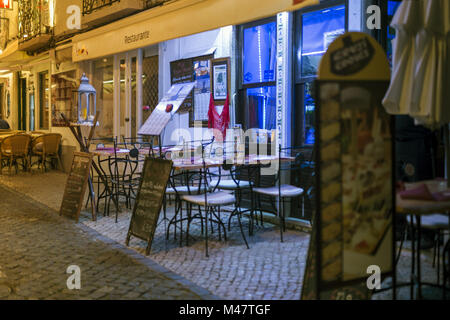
left=0, top=185, right=214, bottom=300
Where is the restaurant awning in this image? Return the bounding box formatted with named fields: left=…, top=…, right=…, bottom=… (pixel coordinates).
left=72, top=0, right=318, bottom=62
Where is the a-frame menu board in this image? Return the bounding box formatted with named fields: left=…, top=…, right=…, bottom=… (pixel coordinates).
left=126, top=157, right=173, bottom=255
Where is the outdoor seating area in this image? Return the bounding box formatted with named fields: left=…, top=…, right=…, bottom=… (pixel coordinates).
left=0, top=131, right=63, bottom=174
left=82, top=135, right=315, bottom=259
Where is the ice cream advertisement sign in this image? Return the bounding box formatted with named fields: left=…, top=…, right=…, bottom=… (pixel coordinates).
left=302, top=32, right=394, bottom=300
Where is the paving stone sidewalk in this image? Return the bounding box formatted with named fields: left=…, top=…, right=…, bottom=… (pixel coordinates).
left=0, top=184, right=214, bottom=300
left=0, top=171, right=446, bottom=300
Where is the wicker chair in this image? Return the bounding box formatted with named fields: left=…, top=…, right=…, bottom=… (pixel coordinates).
left=31, top=133, right=63, bottom=172
left=0, top=134, right=32, bottom=174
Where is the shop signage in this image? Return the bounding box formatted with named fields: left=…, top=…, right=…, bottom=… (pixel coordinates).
left=124, top=30, right=150, bottom=44
left=330, top=36, right=375, bottom=76
left=302, top=32, right=394, bottom=300
left=276, top=12, right=288, bottom=148
left=318, top=32, right=390, bottom=81
left=60, top=152, right=93, bottom=223
left=126, top=158, right=173, bottom=255
left=72, top=0, right=318, bottom=62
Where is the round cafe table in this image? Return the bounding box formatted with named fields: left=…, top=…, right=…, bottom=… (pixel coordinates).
left=396, top=179, right=450, bottom=299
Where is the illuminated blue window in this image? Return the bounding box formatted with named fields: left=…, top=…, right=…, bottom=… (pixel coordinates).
left=243, top=22, right=277, bottom=85
left=304, top=82, right=315, bottom=145
left=247, top=86, right=276, bottom=130
left=300, top=4, right=346, bottom=78
left=387, top=0, right=401, bottom=67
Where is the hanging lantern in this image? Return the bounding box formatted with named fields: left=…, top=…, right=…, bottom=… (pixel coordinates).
left=76, top=73, right=96, bottom=124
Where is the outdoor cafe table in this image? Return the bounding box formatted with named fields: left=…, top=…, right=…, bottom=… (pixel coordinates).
left=396, top=179, right=450, bottom=299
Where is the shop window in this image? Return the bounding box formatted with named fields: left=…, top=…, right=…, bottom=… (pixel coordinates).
left=294, top=2, right=346, bottom=146
left=387, top=0, right=401, bottom=67
left=51, top=71, right=77, bottom=126
left=304, top=81, right=315, bottom=145
left=239, top=18, right=277, bottom=131
left=247, top=86, right=276, bottom=130
left=299, top=4, right=346, bottom=78
left=92, top=57, right=114, bottom=138
left=243, top=21, right=276, bottom=85
left=38, top=71, right=49, bottom=130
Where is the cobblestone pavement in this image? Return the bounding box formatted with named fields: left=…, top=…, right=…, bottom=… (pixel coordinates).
left=0, top=184, right=213, bottom=300
left=0, top=171, right=446, bottom=300
left=82, top=206, right=310, bottom=300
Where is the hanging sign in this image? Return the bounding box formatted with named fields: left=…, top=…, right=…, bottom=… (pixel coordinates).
left=302, top=32, right=394, bottom=300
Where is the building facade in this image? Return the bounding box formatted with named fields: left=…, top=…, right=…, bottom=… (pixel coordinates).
left=0, top=0, right=400, bottom=172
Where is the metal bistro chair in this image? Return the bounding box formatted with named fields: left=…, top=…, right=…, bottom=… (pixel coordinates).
left=86, top=137, right=117, bottom=216
left=208, top=140, right=257, bottom=236
left=164, top=140, right=212, bottom=245
left=0, top=134, right=32, bottom=174
left=443, top=238, right=450, bottom=299
left=165, top=166, right=206, bottom=245
left=122, top=136, right=153, bottom=152
left=252, top=145, right=305, bottom=242
left=107, top=141, right=142, bottom=222
left=181, top=138, right=249, bottom=257
left=406, top=214, right=450, bottom=286
left=30, top=133, right=63, bottom=172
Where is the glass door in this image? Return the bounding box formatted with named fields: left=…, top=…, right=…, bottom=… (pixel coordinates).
left=116, top=52, right=138, bottom=140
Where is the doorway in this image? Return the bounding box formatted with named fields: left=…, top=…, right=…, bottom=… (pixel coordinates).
left=18, top=77, right=27, bottom=130
left=116, top=52, right=137, bottom=140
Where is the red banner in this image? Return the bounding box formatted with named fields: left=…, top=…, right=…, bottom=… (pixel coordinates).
left=0, top=0, right=11, bottom=9
left=293, top=0, right=305, bottom=4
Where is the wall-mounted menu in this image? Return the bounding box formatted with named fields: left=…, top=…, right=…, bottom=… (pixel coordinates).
left=60, top=152, right=93, bottom=222
left=126, top=157, right=173, bottom=255
left=170, top=58, right=194, bottom=113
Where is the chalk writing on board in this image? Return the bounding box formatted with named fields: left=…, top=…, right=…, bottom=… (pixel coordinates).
left=60, top=152, right=93, bottom=223
left=126, top=157, right=173, bottom=255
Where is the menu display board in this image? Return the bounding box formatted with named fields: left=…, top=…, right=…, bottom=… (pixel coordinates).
left=59, top=152, right=93, bottom=222
left=138, top=82, right=195, bottom=136
left=302, top=32, right=395, bottom=300
left=126, top=157, right=173, bottom=255
left=170, top=59, right=194, bottom=113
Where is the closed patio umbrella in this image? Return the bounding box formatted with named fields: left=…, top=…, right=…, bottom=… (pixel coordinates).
left=382, top=0, right=450, bottom=184
left=383, top=0, right=449, bottom=128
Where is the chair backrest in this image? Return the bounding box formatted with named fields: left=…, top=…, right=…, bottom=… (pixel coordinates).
left=444, top=239, right=450, bottom=284
left=39, top=133, right=62, bottom=154
left=1, top=134, right=32, bottom=155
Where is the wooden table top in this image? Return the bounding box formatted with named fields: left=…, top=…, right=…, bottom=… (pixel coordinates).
left=396, top=179, right=450, bottom=215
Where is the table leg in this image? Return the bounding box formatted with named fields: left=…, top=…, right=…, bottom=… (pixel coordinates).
left=410, top=214, right=416, bottom=299
left=416, top=214, right=422, bottom=299
left=88, top=175, right=97, bottom=221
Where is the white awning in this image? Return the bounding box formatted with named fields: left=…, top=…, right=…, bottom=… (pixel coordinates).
left=72, top=0, right=318, bottom=62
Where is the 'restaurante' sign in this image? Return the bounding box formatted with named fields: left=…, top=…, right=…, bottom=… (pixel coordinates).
left=124, top=30, right=150, bottom=44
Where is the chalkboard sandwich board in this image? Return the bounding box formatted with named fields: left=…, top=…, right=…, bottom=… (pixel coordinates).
left=126, top=157, right=173, bottom=255
left=60, top=152, right=93, bottom=223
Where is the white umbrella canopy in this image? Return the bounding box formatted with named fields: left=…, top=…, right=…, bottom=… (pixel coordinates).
left=382, top=0, right=450, bottom=129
